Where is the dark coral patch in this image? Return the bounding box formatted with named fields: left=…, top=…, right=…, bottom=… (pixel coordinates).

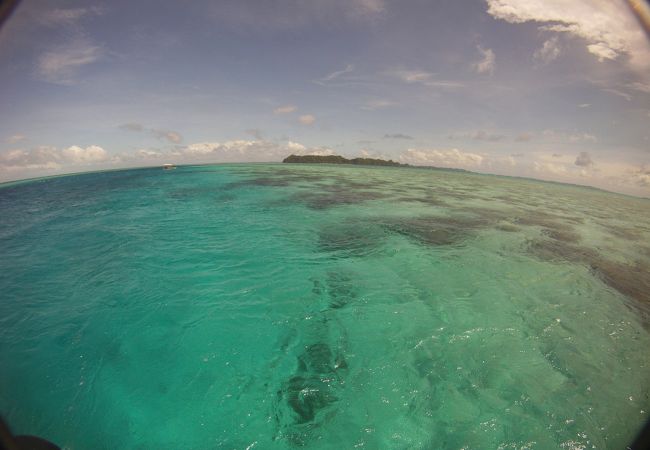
left=275, top=341, right=348, bottom=443
left=295, top=189, right=386, bottom=210
left=324, top=272, right=358, bottom=309
left=541, top=228, right=581, bottom=244
left=282, top=375, right=337, bottom=425
left=527, top=240, right=597, bottom=264
left=381, top=215, right=490, bottom=247
left=317, top=223, right=384, bottom=257
left=589, top=260, right=650, bottom=308
left=527, top=239, right=650, bottom=319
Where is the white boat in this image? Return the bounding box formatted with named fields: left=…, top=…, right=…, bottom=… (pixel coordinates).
left=162, top=163, right=176, bottom=170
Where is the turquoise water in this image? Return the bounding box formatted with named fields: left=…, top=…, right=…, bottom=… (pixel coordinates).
left=1, top=164, right=649, bottom=449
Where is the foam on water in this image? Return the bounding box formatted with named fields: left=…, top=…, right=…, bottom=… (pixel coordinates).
left=1, top=164, right=649, bottom=449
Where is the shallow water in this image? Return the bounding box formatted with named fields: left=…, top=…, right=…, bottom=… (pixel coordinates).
left=1, top=164, right=649, bottom=449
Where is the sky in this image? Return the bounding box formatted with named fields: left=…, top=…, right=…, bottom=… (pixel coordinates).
left=0, top=0, right=649, bottom=196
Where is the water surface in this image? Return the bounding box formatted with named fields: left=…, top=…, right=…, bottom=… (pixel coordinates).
left=1, top=164, right=649, bottom=449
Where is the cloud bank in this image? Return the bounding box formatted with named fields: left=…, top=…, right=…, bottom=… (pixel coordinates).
left=486, top=0, right=650, bottom=73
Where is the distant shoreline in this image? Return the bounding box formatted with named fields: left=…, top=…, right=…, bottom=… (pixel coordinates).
left=0, top=161, right=647, bottom=200
left=282, top=154, right=407, bottom=167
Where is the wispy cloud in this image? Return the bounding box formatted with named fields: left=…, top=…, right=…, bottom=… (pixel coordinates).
left=473, top=46, right=495, bottom=75
left=151, top=129, right=182, bottom=144
left=273, top=105, right=297, bottom=114
left=384, top=133, right=413, bottom=140
left=41, top=7, right=103, bottom=26
left=210, top=0, right=385, bottom=32
left=449, top=130, right=506, bottom=142
left=36, top=40, right=104, bottom=85
left=245, top=128, right=264, bottom=140
left=628, top=164, right=650, bottom=187
left=119, top=123, right=183, bottom=144
left=120, top=123, right=144, bottom=132
left=360, top=99, right=395, bottom=111
left=515, top=132, right=533, bottom=142
left=314, top=64, right=355, bottom=86
left=628, top=82, right=650, bottom=94
left=534, top=37, right=561, bottom=64
left=5, top=134, right=27, bottom=144
left=542, top=129, right=598, bottom=143
left=389, top=69, right=464, bottom=88
left=601, top=88, right=632, bottom=101
left=298, top=114, right=316, bottom=125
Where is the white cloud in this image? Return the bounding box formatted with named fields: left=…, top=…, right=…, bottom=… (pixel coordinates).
left=0, top=147, right=61, bottom=171
left=299, top=148, right=335, bottom=156
left=578, top=103, right=591, bottom=108
left=137, top=149, right=164, bottom=158
left=399, top=148, right=485, bottom=168
left=473, top=46, right=495, bottom=75
left=485, top=0, right=650, bottom=73
left=36, top=40, right=103, bottom=84
left=183, top=139, right=332, bottom=161
left=525, top=153, right=650, bottom=194
left=586, top=42, right=618, bottom=62
left=534, top=36, right=561, bottom=64
left=298, top=114, right=316, bottom=125
left=287, top=141, right=306, bottom=152
left=61, top=145, right=108, bottom=164
left=273, top=105, right=297, bottom=114
left=185, top=142, right=222, bottom=155
left=0, top=144, right=109, bottom=172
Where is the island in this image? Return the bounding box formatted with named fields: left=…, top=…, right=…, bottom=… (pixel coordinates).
left=283, top=154, right=407, bottom=167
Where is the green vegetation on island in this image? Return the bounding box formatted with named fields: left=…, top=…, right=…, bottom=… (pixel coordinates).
left=283, top=154, right=407, bottom=167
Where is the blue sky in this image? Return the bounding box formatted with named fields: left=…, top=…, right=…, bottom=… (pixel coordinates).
left=1, top=0, right=649, bottom=195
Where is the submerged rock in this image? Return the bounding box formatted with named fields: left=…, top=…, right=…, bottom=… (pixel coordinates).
left=274, top=341, right=348, bottom=444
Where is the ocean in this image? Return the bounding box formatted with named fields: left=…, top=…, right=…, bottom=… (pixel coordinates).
left=1, top=163, right=649, bottom=449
